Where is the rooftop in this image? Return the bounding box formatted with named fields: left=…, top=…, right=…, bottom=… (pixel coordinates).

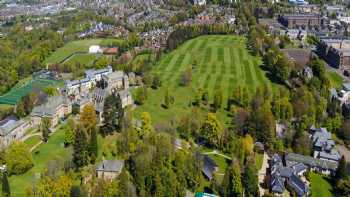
left=96, top=160, right=124, bottom=173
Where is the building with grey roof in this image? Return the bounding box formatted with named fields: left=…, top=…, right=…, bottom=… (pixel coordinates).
left=278, top=14, right=324, bottom=29
left=0, top=116, right=30, bottom=147
left=311, top=127, right=341, bottom=162
left=102, top=71, right=129, bottom=94
left=96, top=160, right=124, bottom=180
left=285, top=153, right=338, bottom=175
left=269, top=153, right=309, bottom=196
left=31, top=96, right=71, bottom=128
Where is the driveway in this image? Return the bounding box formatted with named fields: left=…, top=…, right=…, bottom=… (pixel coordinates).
left=258, top=152, right=269, bottom=196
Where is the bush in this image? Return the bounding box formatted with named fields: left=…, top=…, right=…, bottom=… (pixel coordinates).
left=5, top=142, right=33, bottom=175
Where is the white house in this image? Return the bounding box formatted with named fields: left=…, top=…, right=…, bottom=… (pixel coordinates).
left=89, top=45, right=103, bottom=54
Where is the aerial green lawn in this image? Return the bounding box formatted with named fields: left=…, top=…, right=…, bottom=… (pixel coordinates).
left=63, top=53, right=101, bottom=67
left=134, top=35, right=278, bottom=124
left=9, top=127, right=72, bottom=196
left=45, top=39, right=102, bottom=64
left=328, top=71, right=344, bottom=89
left=310, top=172, right=334, bottom=197
left=24, top=135, right=42, bottom=149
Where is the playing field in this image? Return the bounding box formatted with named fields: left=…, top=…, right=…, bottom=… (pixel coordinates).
left=0, top=78, right=59, bottom=105
left=62, top=53, right=100, bottom=67
left=310, top=173, right=333, bottom=197
left=134, top=35, right=276, bottom=123
left=44, top=38, right=122, bottom=65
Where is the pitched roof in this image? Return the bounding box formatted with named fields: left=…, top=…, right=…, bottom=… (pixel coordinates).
left=271, top=174, right=285, bottom=193
left=199, top=154, right=218, bottom=180
left=31, top=96, right=67, bottom=117
left=0, top=116, right=26, bottom=136
left=96, top=160, right=124, bottom=173
left=291, top=163, right=308, bottom=175
left=287, top=174, right=309, bottom=196
left=285, top=153, right=338, bottom=171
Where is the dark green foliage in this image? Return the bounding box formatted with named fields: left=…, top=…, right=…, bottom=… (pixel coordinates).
left=243, top=160, right=260, bottom=197
left=101, top=93, right=124, bottom=135
left=73, top=126, right=88, bottom=169
left=88, top=128, right=98, bottom=164
left=336, top=156, right=348, bottom=180
left=152, top=74, right=162, bottom=89
left=40, top=118, right=51, bottom=143
left=2, top=171, right=10, bottom=197
left=221, top=162, right=243, bottom=197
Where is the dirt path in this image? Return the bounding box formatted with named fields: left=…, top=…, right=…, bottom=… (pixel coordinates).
left=20, top=132, right=41, bottom=142
left=203, top=150, right=232, bottom=160
left=337, top=145, right=350, bottom=162
left=258, top=152, right=269, bottom=196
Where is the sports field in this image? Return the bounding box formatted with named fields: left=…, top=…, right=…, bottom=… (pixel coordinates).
left=134, top=35, right=276, bottom=123
left=44, top=38, right=122, bottom=65
left=62, top=53, right=100, bottom=67
left=0, top=78, right=58, bottom=105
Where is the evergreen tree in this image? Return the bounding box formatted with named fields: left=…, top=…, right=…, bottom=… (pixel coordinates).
left=2, top=171, right=10, bottom=197
left=40, top=118, right=51, bottom=143
left=243, top=160, right=260, bottom=197
left=336, top=156, right=348, bottom=180
left=222, top=162, right=243, bottom=197
left=89, top=127, right=98, bottom=164
left=201, top=113, right=223, bottom=148
left=115, top=93, right=124, bottom=131
left=213, top=89, right=223, bottom=111
left=163, top=89, right=171, bottom=109
left=73, top=126, right=88, bottom=169
left=102, top=94, right=117, bottom=135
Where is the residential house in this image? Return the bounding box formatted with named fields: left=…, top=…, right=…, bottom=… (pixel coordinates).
left=31, top=96, right=72, bottom=128
left=0, top=116, right=30, bottom=147
left=285, top=153, right=338, bottom=175
left=96, top=160, right=124, bottom=180
left=89, top=45, right=103, bottom=54
left=311, top=127, right=341, bottom=162
left=282, top=48, right=311, bottom=68
left=269, top=154, right=310, bottom=196
left=197, top=153, right=218, bottom=180
left=317, top=38, right=350, bottom=69
left=259, top=18, right=284, bottom=35
left=194, top=0, right=206, bottom=6
left=278, top=14, right=324, bottom=29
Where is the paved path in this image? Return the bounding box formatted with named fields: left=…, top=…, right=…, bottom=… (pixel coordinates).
left=258, top=152, right=269, bottom=196
left=203, top=150, right=232, bottom=160
left=20, top=132, right=41, bottom=142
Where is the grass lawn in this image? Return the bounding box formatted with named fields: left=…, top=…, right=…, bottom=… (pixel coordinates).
left=9, top=127, right=72, bottom=196
left=24, top=135, right=41, bottom=149
left=45, top=38, right=122, bottom=65
left=63, top=53, right=101, bottom=67
left=328, top=71, right=344, bottom=89
left=45, top=39, right=102, bottom=64
left=208, top=154, right=229, bottom=174
left=134, top=35, right=279, bottom=125
left=310, top=172, right=334, bottom=197
left=255, top=153, right=264, bottom=170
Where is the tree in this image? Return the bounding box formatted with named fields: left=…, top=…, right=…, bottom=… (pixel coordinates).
left=40, top=117, right=51, bottom=142
left=242, top=134, right=254, bottom=157
left=179, top=67, right=192, bottom=86
left=134, top=87, right=147, bottom=105
left=336, top=177, right=350, bottom=196
left=163, top=89, right=172, bottom=109
left=243, top=160, right=259, bottom=197
left=2, top=171, right=10, bottom=197
left=73, top=126, right=88, bottom=169
left=213, top=89, right=223, bottom=111
left=89, top=127, right=98, bottom=164
left=336, top=156, right=348, bottom=180
left=80, top=104, right=97, bottom=130
left=152, top=74, right=161, bottom=89
left=5, top=142, right=33, bottom=175
left=64, top=118, right=75, bottom=146
left=222, top=162, right=243, bottom=197
left=140, top=112, right=153, bottom=138
left=102, top=94, right=117, bottom=134
left=200, top=113, right=223, bottom=148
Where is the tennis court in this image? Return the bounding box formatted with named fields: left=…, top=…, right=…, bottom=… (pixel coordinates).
left=0, top=78, right=58, bottom=105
